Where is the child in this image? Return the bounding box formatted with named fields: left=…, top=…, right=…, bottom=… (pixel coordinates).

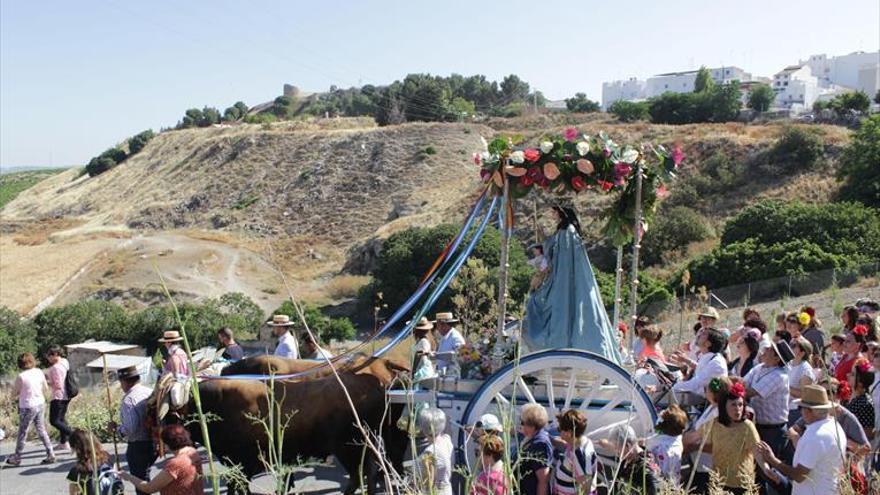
left=638, top=325, right=666, bottom=363
left=647, top=404, right=687, bottom=484
left=527, top=243, right=549, bottom=290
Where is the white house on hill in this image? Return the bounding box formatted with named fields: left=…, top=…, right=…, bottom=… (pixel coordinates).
left=802, top=51, right=880, bottom=95
left=772, top=65, right=819, bottom=112
left=602, top=66, right=752, bottom=109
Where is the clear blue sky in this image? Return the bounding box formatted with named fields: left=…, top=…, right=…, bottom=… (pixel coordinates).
left=2, top=0, right=878, bottom=167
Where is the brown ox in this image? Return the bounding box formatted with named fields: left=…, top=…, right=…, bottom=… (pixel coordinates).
left=183, top=356, right=408, bottom=495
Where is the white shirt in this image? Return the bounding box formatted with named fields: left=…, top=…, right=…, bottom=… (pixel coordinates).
left=672, top=352, right=727, bottom=398
left=436, top=328, right=466, bottom=371
left=16, top=368, right=46, bottom=409
left=274, top=331, right=299, bottom=359
left=646, top=434, right=683, bottom=483
left=418, top=434, right=453, bottom=495
left=306, top=346, right=334, bottom=360
left=788, top=361, right=816, bottom=410
left=792, top=416, right=846, bottom=495
left=691, top=405, right=718, bottom=472
left=744, top=364, right=790, bottom=424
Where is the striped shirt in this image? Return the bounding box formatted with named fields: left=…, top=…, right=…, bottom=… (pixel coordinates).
left=163, top=345, right=190, bottom=378
left=744, top=363, right=790, bottom=425
left=120, top=383, right=153, bottom=442
left=552, top=436, right=597, bottom=495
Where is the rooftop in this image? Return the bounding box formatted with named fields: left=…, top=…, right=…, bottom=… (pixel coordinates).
left=65, top=341, right=141, bottom=354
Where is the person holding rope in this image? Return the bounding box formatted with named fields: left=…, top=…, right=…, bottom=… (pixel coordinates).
left=108, top=366, right=155, bottom=495
left=158, top=331, right=189, bottom=380
left=268, top=314, right=299, bottom=359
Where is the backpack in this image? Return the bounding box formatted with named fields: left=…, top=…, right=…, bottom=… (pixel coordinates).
left=96, top=465, right=124, bottom=495
left=64, top=363, right=79, bottom=399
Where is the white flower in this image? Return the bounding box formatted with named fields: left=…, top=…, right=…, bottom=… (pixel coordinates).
left=621, top=148, right=639, bottom=163
left=480, top=151, right=492, bottom=162
left=509, top=150, right=525, bottom=164
left=540, top=141, right=554, bottom=154
left=576, top=141, right=590, bottom=156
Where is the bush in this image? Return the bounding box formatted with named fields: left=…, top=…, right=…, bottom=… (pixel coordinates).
left=608, top=100, right=649, bottom=122
left=720, top=200, right=880, bottom=262
left=648, top=82, right=742, bottom=124
left=747, top=83, right=776, bottom=113
left=641, top=207, right=714, bottom=266
left=837, top=114, right=880, bottom=207
left=594, top=271, right=673, bottom=318
left=0, top=307, right=37, bottom=375
left=767, top=126, right=824, bottom=174
left=272, top=301, right=356, bottom=343
left=565, top=93, right=600, bottom=113
left=85, top=147, right=127, bottom=177
left=33, top=300, right=129, bottom=357
left=127, top=129, right=155, bottom=155
left=364, top=224, right=530, bottom=314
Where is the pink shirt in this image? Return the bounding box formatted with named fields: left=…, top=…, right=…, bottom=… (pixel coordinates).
left=163, top=345, right=190, bottom=378
left=16, top=368, right=47, bottom=409
left=47, top=358, right=69, bottom=400
left=470, top=469, right=509, bottom=495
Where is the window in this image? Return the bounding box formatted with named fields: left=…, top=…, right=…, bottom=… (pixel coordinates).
left=725, top=69, right=730, bottom=74
left=664, top=84, right=668, bottom=89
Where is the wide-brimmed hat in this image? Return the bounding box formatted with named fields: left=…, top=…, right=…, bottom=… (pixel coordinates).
left=412, top=317, right=434, bottom=331
left=792, top=384, right=833, bottom=410
left=433, top=312, right=459, bottom=324
left=769, top=339, right=795, bottom=364
left=158, top=330, right=183, bottom=343
left=267, top=314, right=294, bottom=327
left=475, top=413, right=503, bottom=433
left=116, top=365, right=140, bottom=381
left=698, top=307, right=720, bottom=320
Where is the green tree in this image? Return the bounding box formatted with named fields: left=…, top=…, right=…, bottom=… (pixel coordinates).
left=128, top=129, right=155, bottom=155
left=273, top=301, right=355, bottom=343
left=85, top=147, right=128, bottom=177
left=200, top=106, right=221, bottom=126
left=832, top=91, right=871, bottom=115
left=747, top=83, right=776, bottom=112
left=565, top=93, right=601, bottom=113
left=641, top=207, right=714, bottom=266
left=272, top=96, right=294, bottom=118
left=500, top=74, right=530, bottom=102
left=0, top=307, right=36, bottom=374
left=693, top=66, right=715, bottom=93
left=837, top=114, right=880, bottom=207
left=608, top=100, right=650, bottom=122
left=450, top=97, right=476, bottom=118
left=33, top=300, right=129, bottom=357
left=181, top=108, right=203, bottom=128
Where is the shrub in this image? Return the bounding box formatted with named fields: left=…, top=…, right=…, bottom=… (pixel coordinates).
left=641, top=207, right=715, bottom=266
left=720, top=200, right=880, bottom=262
left=565, top=93, right=601, bottom=113
left=747, top=83, right=776, bottom=113
left=767, top=126, right=823, bottom=174
left=608, top=100, right=649, bottom=122
left=837, top=114, right=880, bottom=207
left=33, top=300, right=129, bottom=357
left=273, top=301, right=356, bottom=343
left=0, top=307, right=36, bottom=375
left=648, top=82, right=742, bottom=124
left=127, top=129, right=155, bottom=155
left=594, top=271, right=673, bottom=318
left=85, top=147, right=127, bottom=177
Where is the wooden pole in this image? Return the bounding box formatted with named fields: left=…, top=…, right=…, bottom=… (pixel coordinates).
left=493, top=161, right=512, bottom=369
left=628, top=162, right=644, bottom=354
left=101, top=353, right=121, bottom=469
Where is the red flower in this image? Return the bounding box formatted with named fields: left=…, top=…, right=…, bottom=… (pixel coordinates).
left=618, top=322, right=628, bottom=335
left=571, top=176, right=587, bottom=192
left=520, top=175, right=534, bottom=187
left=524, top=148, right=541, bottom=163
left=598, top=180, right=614, bottom=192
left=564, top=127, right=579, bottom=142
left=729, top=382, right=746, bottom=399
left=614, top=162, right=633, bottom=179
left=838, top=381, right=852, bottom=401
left=526, top=166, right=543, bottom=180
left=856, top=362, right=871, bottom=374
left=473, top=153, right=481, bottom=165
left=538, top=177, right=550, bottom=188
left=671, top=145, right=685, bottom=166
left=853, top=324, right=869, bottom=337
left=804, top=307, right=816, bottom=318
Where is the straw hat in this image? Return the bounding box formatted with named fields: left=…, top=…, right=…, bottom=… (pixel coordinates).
left=770, top=339, right=795, bottom=364
left=698, top=307, right=720, bottom=320
left=267, top=314, right=294, bottom=327
left=157, top=330, right=183, bottom=343
left=412, top=317, right=434, bottom=331
left=793, top=384, right=833, bottom=409
left=116, top=365, right=140, bottom=381
left=433, top=312, right=459, bottom=324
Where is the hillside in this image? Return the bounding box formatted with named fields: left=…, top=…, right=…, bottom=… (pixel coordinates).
left=0, top=115, right=855, bottom=315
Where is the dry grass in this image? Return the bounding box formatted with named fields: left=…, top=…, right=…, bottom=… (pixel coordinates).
left=324, top=274, right=371, bottom=300
left=9, top=218, right=82, bottom=246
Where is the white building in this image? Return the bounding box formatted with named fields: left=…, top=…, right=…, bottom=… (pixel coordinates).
left=802, top=51, right=880, bottom=94
left=601, top=78, right=647, bottom=109
left=772, top=65, right=819, bottom=113
left=602, top=66, right=752, bottom=109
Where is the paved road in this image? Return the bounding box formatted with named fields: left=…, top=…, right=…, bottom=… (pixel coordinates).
left=0, top=440, right=348, bottom=494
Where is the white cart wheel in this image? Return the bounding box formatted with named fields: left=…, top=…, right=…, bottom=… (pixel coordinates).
left=456, top=349, right=656, bottom=468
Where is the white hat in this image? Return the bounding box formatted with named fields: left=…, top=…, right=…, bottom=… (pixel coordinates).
left=475, top=413, right=503, bottom=432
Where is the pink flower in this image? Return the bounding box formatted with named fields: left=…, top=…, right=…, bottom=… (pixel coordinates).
left=564, top=127, right=579, bottom=142
left=598, top=180, right=614, bottom=192
left=479, top=169, right=491, bottom=182
left=614, top=162, right=633, bottom=179
left=671, top=145, right=685, bottom=166
left=603, top=147, right=612, bottom=157
left=571, top=176, right=587, bottom=192
left=656, top=183, right=669, bottom=199
left=521, top=175, right=534, bottom=187
left=473, top=153, right=481, bottom=165
left=524, top=148, right=541, bottom=163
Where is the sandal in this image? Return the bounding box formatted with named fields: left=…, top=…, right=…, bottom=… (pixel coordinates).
left=40, top=456, right=56, bottom=464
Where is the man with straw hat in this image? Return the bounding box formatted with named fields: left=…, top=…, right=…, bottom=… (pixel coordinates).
left=433, top=312, right=465, bottom=377
left=755, top=384, right=846, bottom=495
left=268, top=314, right=299, bottom=359
left=158, top=330, right=189, bottom=380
